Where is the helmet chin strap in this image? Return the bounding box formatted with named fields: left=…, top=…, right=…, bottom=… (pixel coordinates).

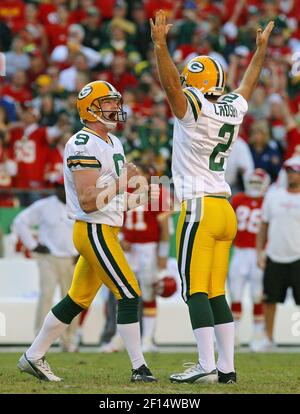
left=87, top=108, right=117, bottom=130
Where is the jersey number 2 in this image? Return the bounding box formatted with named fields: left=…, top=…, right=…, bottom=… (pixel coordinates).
left=209, top=123, right=235, bottom=172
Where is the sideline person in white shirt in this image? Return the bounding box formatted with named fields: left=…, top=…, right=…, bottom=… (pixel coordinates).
left=256, top=156, right=300, bottom=350
left=13, top=178, right=79, bottom=352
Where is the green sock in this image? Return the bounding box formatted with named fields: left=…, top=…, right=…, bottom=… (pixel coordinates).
left=210, top=295, right=233, bottom=325
left=187, top=292, right=214, bottom=329
left=117, top=297, right=140, bottom=324
left=52, top=294, right=83, bottom=324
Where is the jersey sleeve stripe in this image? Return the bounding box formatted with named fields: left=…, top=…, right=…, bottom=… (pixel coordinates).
left=67, top=156, right=101, bottom=169
left=183, top=90, right=199, bottom=121
left=67, top=155, right=99, bottom=161
left=186, top=88, right=202, bottom=113
left=67, top=159, right=100, bottom=165
left=67, top=162, right=100, bottom=169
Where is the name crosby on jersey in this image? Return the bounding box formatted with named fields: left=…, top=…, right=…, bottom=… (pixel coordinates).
left=213, top=103, right=238, bottom=118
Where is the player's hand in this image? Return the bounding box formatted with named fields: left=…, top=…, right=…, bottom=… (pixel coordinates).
left=122, top=163, right=139, bottom=180
left=256, top=21, right=274, bottom=49
left=257, top=251, right=266, bottom=270
left=150, top=9, right=173, bottom=47
left=119, top=163, right=139, bottom=190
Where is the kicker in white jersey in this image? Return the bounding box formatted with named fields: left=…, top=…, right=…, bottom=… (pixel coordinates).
left=64, top=126, right=126, bottom=226
left=172, top=89, right=248, bottom=201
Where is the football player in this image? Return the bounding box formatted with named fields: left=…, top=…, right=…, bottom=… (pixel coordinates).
left=229, top=169, right=270, bottom=350
left=18, top=80, right=159, bottom=383
left=151, top=10, right=274, bottom=384
left=100, top=162, right=176, bottom=353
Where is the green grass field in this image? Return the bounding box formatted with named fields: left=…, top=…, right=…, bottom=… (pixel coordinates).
left=0, top=352, right=300, bottom=394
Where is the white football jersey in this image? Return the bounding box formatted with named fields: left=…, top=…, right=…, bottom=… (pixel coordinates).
left=172, top=89, right=248, bottom=201
left=64, top=126, right=126, bottom=226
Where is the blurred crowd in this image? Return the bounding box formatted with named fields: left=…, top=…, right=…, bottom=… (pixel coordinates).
left=1, top=0, right=300, bottom=207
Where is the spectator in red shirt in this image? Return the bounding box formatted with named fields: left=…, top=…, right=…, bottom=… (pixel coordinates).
left=21, top=2, right=48, bottom=55
left=0, top=104, right=17, bottom=207
left=71, top=0, right=97, bottom=24
left=44, top=5, right=71, bottom=53
left=26, top=50, right=47, bottom=87
left=96, top=0, right=116, bottom=21
left=144, top=0, right=174, bottom=19
left=268, top=27, right=291, bottom=67
left=2, top=70, right=32, bottom=105
left=38, top=0, right=68, bottom=26
left=9, top=105, right=60, bottom=204
left=281, top=98, right=300, bottom=160
left=97, top=54, right=138, bottom=93
left=0, top=0, right=25, bottom=33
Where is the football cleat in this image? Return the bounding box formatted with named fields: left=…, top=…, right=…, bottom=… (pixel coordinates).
left=17, top=353, right=62, bottom=382
left=131, top=364, right=157, bottom=383
left=170, top=362, right=218, bottom=384
left=218, top=370, right=237, bottom=384
left=249, top=336, right=277, bottom=352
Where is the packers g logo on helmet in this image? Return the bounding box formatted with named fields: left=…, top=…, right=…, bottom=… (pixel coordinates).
left=181, top=55, right=226, bottom=96
left=77, top=80, right=127, bottom=125
left=188, top=61, right=204, bottom=73
left=78, top=85, right=93, bottom=100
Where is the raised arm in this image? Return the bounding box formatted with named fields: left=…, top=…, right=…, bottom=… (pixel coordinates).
left=234, top=21, right=274, bottom=101
left=150, top=10, right=187, bottom=119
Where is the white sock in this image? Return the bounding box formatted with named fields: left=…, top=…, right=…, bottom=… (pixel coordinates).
left=234, top=319, right=241, bottom=344
left=117, top=322, right=146, bottom=369
left=142, top=316, right=156, bottom=342
left=214, top=322, right=235, bottom=373
left=193, top=326, right=216, bottom=372
left=234, top=319, right=240, bottom=333
left=26, top=311, right=68, bottom=361
left=254, top=320, right=264, bottom=334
